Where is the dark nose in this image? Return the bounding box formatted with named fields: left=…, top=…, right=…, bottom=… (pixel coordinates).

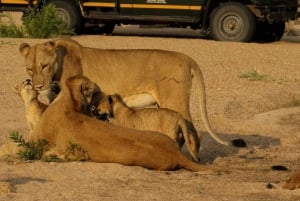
left=25, top=79, right=31, bottom=83
left=96, top=113, right=109, bottom=121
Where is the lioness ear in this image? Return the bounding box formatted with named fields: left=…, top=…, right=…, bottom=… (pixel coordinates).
left=19, top=43, right=30, bottom=56
left=44, top=41, right=56, bottom=52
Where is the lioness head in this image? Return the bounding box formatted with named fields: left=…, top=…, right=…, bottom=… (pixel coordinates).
left=15, top=79, right=38, bottom=103
left=19, top=41, right=63, bottom=93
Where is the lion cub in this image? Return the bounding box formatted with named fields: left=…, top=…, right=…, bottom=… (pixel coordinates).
left=15, top=79, right=47, bottom=132
left=96, top=94, right=200, bottom=162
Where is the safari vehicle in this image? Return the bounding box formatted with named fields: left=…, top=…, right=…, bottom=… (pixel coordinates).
left=0, top=0, right=299, bottom=42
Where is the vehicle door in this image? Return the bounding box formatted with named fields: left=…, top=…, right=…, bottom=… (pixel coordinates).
left=118, top=0, right=202, bottom=16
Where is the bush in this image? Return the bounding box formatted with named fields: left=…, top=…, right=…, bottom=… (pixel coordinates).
left=0, top=4, right=73, bottom=38
left=0, top=13, right=24, bottom=38
left=22, top=4, right=74, bottom=38
left=238, top=70, right=267, bottom=81
left=9, top=131, right=48, bottom=160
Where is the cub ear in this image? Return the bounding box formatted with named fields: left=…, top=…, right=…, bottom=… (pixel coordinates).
left=19, top=43, right=30, bottom=56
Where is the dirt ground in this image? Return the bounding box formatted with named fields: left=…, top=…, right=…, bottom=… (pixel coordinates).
left=0, top=18, right=300, bottom=200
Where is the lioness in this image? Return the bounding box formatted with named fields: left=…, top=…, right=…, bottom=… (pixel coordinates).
left=31, top=75, right=219, bottom=171
left=19, top=38, right=243, bottom=148
left=95, top=94, right=200, bottom=162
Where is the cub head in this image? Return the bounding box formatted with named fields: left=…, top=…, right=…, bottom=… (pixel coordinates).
left=65, top=76, right=111, bottom=120
left=90, top=92, right=113, bottom=121
left=19, top=41, right=64, bottom=94
left=15, top=79, right=38, bottom=103
left=94, top=94, right=126, bottom=120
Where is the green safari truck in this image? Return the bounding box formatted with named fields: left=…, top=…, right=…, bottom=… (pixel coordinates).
left=0, top=0, right=299, bottom=42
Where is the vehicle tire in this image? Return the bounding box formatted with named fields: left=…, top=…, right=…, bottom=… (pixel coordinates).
left=48, top=0, right=83, bottom=33
left=210, top=2, right=256, bottom=42
left=255, top=22, right=285, bottom=42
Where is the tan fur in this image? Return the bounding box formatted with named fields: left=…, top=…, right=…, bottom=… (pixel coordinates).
left=19, top=38, right=232, bottom=148
left=15, top=79, right=47, bottom=134
left=31, top=75, right=220, bottom=171
left=101, top=94, right=200, bottom=162
left=283, top=170, right=300, bottom=190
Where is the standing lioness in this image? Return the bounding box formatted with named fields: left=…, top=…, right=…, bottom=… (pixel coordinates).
left=31, top=75, right=219, bottom=171
left=19, top=38, right=243, bottom=148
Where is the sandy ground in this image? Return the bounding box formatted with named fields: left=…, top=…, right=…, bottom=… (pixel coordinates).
left=0, top=13, right=300, bottom=200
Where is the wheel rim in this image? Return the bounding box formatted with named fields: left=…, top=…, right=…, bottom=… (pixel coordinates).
left=220, top=12, right=243, bottom=38
left=56, top=8, right=71, bottom=28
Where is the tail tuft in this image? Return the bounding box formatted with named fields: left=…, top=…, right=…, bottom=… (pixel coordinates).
left=231, top=138, right=246, bottom=147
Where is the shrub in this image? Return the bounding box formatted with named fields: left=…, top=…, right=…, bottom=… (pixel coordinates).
left=22, top=4, right=74, bottom=38
left=0, top=4, right=73, bottom=38
left=0, top=13, right=24, bottom=38
left=9, top=131, right=48, bottom=160
left=238, top=70, right=267, bottom=81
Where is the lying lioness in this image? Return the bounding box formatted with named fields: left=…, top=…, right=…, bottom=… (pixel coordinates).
left=31, top=75, right=218, bottom=171
left=95, top=94, right=200, bottom=162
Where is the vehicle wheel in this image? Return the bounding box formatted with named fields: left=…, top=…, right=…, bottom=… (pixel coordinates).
left=255, top=22, right=285, bottom=42
left=210, top=2, right=256, bottom=42
left=48, top=0, right=83, bottom=33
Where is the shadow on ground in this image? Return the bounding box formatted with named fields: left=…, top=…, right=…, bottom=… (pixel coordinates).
left=198, top=132, right=281, bottom=164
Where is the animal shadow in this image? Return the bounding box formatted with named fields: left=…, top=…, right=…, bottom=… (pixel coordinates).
left=3, top=177, right=49, bottom=186
left=197, top=132, right=281, bottom=164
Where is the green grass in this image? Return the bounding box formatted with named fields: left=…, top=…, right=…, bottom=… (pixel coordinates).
left=238, top=70, right=267, bottom=81
left=9, top=131, right=89, bottom=162
left=0, top=13, right=24, bottom=38
left=9, top=131, right=48, bottom=160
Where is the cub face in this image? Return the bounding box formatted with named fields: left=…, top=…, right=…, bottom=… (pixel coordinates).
left=15, top=79, right=38, bottom=103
